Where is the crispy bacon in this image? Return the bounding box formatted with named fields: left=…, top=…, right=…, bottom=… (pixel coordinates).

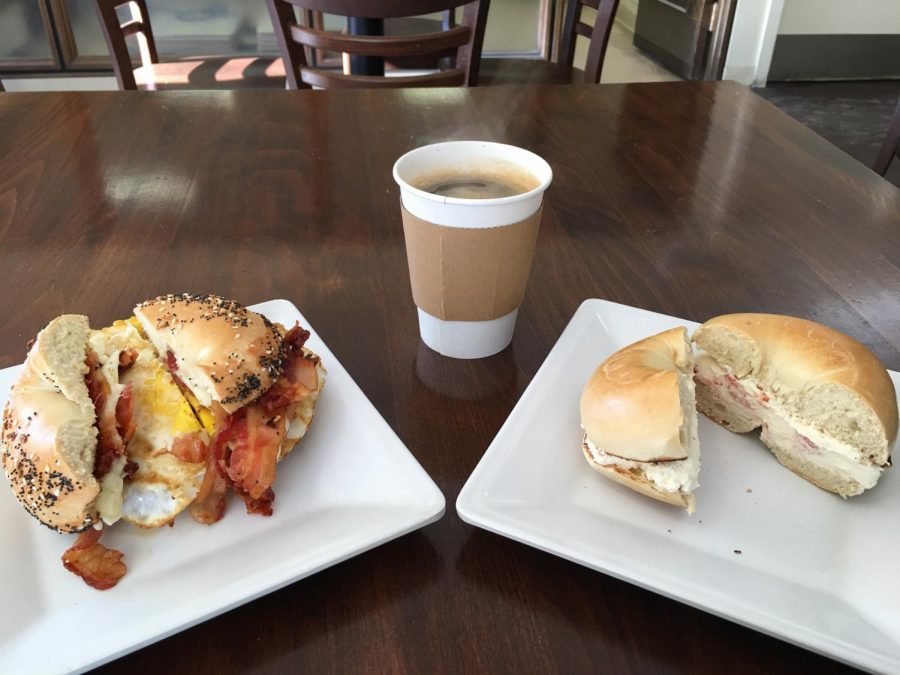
left=256, top=335, right=318, bottom=417
left=85, top=353, right=135, bottom=478
left=187, top=325, right=319, bottom=521
left=166, top=350, right=178, bottom=373
left=190, top=470, right=227, bottom=525
left=115, top=383, right=135, bottom=445
left=61, top=528, right=127, bottom=590
left=257, top=379, right=302, bottom=416
left=283, top=324, right=310, bottom=351
left=234, top=486, right=274, bottom=516
left=226, top=407, right=283, bottom=501
left=86, top=352, right=120, bottom=478
left=216, top=324, right=319, bottom=516
left=118, top=348, right=138, bottom=370
left=85, top=351, right=107, bottom=410
left=190, top=419, right=232, bottom=525
left=170, top=432, right=208, bottom=464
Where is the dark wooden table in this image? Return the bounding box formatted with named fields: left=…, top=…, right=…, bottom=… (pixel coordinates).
left=1, top=81, right=898, bottom=673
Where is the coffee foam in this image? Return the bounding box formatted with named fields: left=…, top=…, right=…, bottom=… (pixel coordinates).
left=410, top=160, right=540, bottom=199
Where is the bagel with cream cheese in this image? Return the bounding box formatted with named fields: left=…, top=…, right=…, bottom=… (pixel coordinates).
left=692, top=313, right=897, bottom=497
left=580, top=326, right=700, bottom=513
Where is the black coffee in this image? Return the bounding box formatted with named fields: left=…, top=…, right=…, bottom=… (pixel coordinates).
left=413, top=167, right=539, bottom=199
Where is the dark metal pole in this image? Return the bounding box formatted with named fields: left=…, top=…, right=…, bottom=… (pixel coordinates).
left=346, top=17, right=385, bottom=76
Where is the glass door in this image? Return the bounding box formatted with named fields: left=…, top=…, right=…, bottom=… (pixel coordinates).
left=0, top=0, right=61, bottom=71
left=0, top=0, right=554, bottom=75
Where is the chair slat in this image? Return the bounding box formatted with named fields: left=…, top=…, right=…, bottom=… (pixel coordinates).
left=289, top=24, right=470, bottom=57
left=267, top=0, right=486, bottom=89
left=300, top=67, right=465, bottom=88
left=281, top=0, right=470, bottom=19
left=575, top=22, right=593, bottom=39
left=120, top=20, right=146, bottom=38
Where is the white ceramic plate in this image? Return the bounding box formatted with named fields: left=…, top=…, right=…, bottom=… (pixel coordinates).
left=457, top=299, right=900, bottom=673
left=0, top=299, right=445, bottom=675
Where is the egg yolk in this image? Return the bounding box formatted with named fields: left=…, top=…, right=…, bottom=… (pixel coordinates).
left=133, top=366, right=203, bottom=436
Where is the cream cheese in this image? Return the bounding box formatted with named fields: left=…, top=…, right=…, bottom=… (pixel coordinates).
left=694, top=355, right=883, bottom=489
left=584, top=436, right=700, bottom=493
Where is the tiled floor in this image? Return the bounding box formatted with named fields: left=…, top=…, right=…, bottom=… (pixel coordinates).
left=595, top=22, right=681, bottom=84
left=2, top=76, right=117, bottom=92
left=756, top=81, right=900, bottom=188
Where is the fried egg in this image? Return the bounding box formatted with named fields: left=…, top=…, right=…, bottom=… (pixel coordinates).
left=90, top=321, right=207, bottom=528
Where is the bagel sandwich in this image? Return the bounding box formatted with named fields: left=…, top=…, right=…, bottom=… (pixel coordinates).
left=133, top=293, right=326, bottom=523
left=580, top=327, right=700, bottom=513
left=692, top=313, right=897, bottom=497
left=0, top=314, right=222, bottom=588
left=1, top=296, right=326, bottom=589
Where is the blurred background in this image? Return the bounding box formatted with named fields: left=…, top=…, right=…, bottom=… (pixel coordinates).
left=1, top=0, right=897, bottom=185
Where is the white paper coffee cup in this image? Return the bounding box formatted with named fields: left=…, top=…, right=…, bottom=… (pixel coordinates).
left=393, top=141, right=552, bottom=359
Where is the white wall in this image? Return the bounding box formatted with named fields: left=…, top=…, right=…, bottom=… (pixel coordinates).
left=723, top=0, right=785, bottom=86
left=778, top=0, right=900, bottom=35
left=616, top=0, right=639, bottom=33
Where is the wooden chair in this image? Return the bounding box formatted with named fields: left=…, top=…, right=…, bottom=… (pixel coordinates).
left=265, top=0, right=489, bottom=89
left=479, top=0, right=619, bottom=86
left=94, top=0, right=286, bottom=91
left=873, top=97, right=900, bottom=176
left=304, top=12, right=456, bottom=73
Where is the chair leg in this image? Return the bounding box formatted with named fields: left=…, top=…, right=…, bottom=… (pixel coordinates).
left=873, top=97, right=900, bottom=176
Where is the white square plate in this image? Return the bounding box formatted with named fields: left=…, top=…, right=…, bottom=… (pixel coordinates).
left=0, top=299, right=445, bottom=674
left=457, top=299, right=900, bottom=673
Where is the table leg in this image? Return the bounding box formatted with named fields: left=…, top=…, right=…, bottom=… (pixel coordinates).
left=347, top=17, right=385, bottom=76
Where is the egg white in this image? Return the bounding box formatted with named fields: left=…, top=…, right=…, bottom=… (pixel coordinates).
left=90, top=322, right=207, bottom=528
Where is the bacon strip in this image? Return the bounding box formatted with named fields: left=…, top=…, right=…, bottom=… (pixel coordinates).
left=234, top=486, right=274, bottom=516
left=283, top=324, right=310, bottom=351
left=118, top=348, right=138, bottom=370
left=86, top=353, right=135, bottom=479
left=86, top=352, right=119, bottom=478
left=190, top=419, right=232, bottom=525
left=184, top=324, right=319, bottom=521
left=61, top=528, right=127, bottom=590
left=170, top=432, right=208, bottom=464
left=166, top=349, right=178, bottom=373
left=220, top=323, right=318, bottom=516
left=226, top=407, right=283, bottom=501
left=115, top=382, right=135, bottom=445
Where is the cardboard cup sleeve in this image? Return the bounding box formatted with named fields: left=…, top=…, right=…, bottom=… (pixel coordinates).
left=401, top=204, right=542, bottom=322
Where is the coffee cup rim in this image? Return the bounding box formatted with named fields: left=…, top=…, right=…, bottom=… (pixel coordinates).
left=392, top=141, right=553, bottom=207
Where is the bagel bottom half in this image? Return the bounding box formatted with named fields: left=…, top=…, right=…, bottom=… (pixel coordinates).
left=582, top=439, right=696, bottom=512
left=579, top=327, right=700, bottom=514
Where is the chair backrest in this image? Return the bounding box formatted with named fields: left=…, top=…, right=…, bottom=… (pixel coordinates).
left=265, top=0, right=489, bottom=89
left=94, top=0, right=159, bottom=90
left=873, top=97, right=900, bottom=176
left=558, top=0, right=619, bottom=84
